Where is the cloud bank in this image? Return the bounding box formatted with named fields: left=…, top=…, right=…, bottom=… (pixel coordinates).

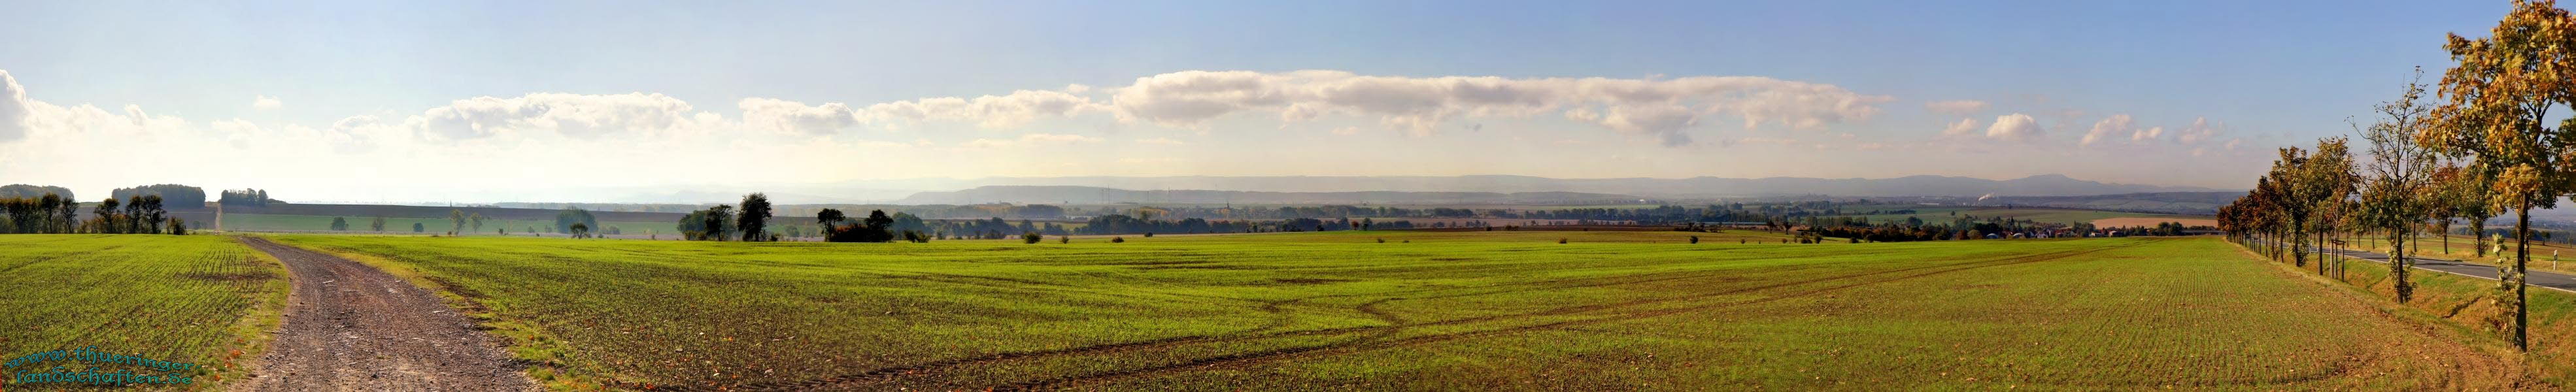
left=801, top=70, right=1889, bottom=146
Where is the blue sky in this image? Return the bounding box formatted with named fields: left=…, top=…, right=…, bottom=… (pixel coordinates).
left=0, top=1, right=2517, bottom=202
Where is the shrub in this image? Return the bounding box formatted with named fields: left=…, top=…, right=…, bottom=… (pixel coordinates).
left=1689, top=236, right=1699, bottom=244
left=1557, top=238, right=1567, bottom=244
left=1023, top=232, right=1043, bottom=244
left=1059, top=236, right=1070, bottom=244
left=1376, top=238, right=1385, bottom=243
left=1144, top=232, right=1155, bottom=237
left=1111, top=237, right=1126, bottom=243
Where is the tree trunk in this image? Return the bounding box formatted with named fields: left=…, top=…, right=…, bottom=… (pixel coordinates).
left=2393, top=227, right=2413, bottom=302
left=2513, top=203, right=2530, bottom=351
left=2277, top=226, right=2289, bottom=261
left=2441, top=221, right=2452, bottom=255
left=2293, top=216, right=2309, bottom=268
left=2331, top=228, right=2341, bottom=278
left=2475, top=218, right=2489, bottom=258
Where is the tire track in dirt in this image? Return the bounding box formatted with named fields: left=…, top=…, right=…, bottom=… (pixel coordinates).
left=233, top=237, right=535, bottom=391
left=988, top=243, right=2137, bottom=391
left=739, top=243, right=2133, bottom=391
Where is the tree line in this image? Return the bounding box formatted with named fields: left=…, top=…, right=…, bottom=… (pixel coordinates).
left=0, top=184, right=73, bottom=201
left=677, top=193, right=780, bottom=241
left=2220, top=3, right=2576, bottom=351
left=110, top=184, right=205, bottom=208
left=218, top=189, right=280, bottom=206
left=0, top=193, right=188, bottom=235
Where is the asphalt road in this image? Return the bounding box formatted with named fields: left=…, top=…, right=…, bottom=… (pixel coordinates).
left=2263, top=240, right=2576, bottom=294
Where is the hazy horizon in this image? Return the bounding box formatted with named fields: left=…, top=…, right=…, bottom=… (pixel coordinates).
left=8, top=172, right=2226, bottom=206
left=0, top=1, right=2505, bottom=203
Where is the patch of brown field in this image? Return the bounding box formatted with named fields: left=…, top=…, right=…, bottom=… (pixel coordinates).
left=2092, top=216, right=2217, bottom=227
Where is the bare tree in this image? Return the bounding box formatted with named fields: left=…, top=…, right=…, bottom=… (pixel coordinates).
left=2357, top=69, right=2437, bottom=302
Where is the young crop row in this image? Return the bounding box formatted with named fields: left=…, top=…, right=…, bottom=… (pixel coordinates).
left=265, top=233, right=2517, bottom=389
left=0, top=235, right=288, bottom=388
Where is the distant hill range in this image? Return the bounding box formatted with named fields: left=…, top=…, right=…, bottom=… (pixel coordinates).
left=1971, top=191, right=2243, bottom=216
left=898, top=186, right=1648, bottom=205
left=882, top=174, right=2224, bottom=204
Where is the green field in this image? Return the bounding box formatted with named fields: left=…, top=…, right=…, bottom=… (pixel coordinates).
left=257, top=232, right=2522, bottom=390
left=0, top=235, right=288, bottom=387
left=2268, top=237, right=2576, bottom=386
left=207, top=213, right=679, bottom=235
left=1124, top=228, right=1800, bottom=244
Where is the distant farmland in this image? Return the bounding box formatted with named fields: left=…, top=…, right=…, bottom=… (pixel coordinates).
left=209, top=213, right=680, bottom=235
left=1831, top=206, right=2206, bottom=227
left=262, top=233, right=2518, bottom=390
left=136, top=203, right=698, bottom=234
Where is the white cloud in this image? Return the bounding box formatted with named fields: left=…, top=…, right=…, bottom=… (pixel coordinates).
left=843, top=139, right=913, bottom=148
left=1735, top=137, right=1801, bottom=146
left=662, top=69, right=1891, bottom=146
left=1942, top=117, right=1981, bottom=137
left=1020, top=133, right=1099, bottom=143
left=1589, top=103, right=1700, bottom=146
left=1106, top=70, right=1887, bottom=142
left=858, top=89, right=1097, bottom=128
left=2177, top=117, right=2220, bottom=144
left=0, top=69, right=1089, bottom=201
left=960, top=133, right=1104, bottom=148
left=0, top=67, right=2280, bottom=202
left=2080, top=114, right=2132, bottom=146
left=1117, top=157, right=1181, bottom=164
left=2131, top=126, right=2164, bottom=142
left=1135, top=137, right=1185, bottom=145
left=0, top=71, right=26, bottom=142
left=325, top=115, right=398, bottom=153
left=1985, top=113, right=2043, bottom=141
left=414, top=93, right=698, bottom=140
left=1923, top=99, right=1988, bottom=115
left=252, top=95, right=283, bottom=110
left=739, top=97, right=857, bottom=135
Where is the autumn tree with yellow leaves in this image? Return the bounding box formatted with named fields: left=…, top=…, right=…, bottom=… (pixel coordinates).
left=2421, top=0, right=2576, bottom=351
